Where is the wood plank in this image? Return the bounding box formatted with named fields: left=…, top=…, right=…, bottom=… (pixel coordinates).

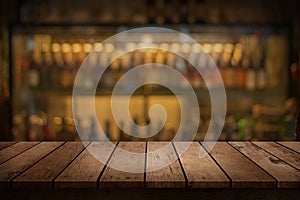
left=55, top=142, right=115, bottom=188
left=146, top=142, right=185, bottom=188
left=201, top=142, right=276, bottom=188
left=277, top=142, right=300, bottom=153
left=173, top=142, right=230, bottom=188
left=0, top=142, right=63, bottom=188
left=230, top=142, right=300, bottom=188
left=100, top=142, right=145, bottom=188
left=0, top=142, right=39, bottom=164
left=253, top=142, right=300, bottom=171
left=0, top=142, right=17, bottom=151
left=12, top=142, right=87, bottom=188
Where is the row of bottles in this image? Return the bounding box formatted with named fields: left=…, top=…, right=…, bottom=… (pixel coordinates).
left=21, top=33, right=269, bottom=91
left=13, top=107, right=297, bottom=141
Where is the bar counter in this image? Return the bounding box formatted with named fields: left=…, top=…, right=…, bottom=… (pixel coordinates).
left=1, top=141, right=300, bottom=199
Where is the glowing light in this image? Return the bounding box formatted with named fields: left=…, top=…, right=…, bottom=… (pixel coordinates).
left=51, top=43, right=60, bottom=53
left=61, top=43, right=71, bottom=53
left=83, top=43, right=93, bottom=53
left=72, top=43, right=82, bottom=53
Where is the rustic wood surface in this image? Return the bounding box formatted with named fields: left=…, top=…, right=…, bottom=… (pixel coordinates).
left=230, top=142, right=300, bottom=188
left=201, top=142, right=276, bottom=188
left=253, top=142, right=300, bottom=171
left=0, top=142, right=39, bottom=164
left=0, top=141, right=299, bottom=189
left=174, top=142, right=230, bottom=188
left=12, top=142, right=87, bottom=188
left=55, top=142, right=115, bottom=188
left=146, top=142, right=185, bottom=188
left=277, top=142, right=300, bottom=153
left=0, top=142, right=63, bottom=188
left=100, top=142, right=145, bottom=188
left=0, top=142, right=16, bottom=151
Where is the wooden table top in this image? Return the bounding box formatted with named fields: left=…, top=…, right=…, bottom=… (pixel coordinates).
left=0, top=141, right=299, bottom=189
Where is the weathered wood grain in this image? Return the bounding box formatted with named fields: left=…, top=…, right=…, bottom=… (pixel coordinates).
left=0, top=142, right=63, bottom=188
left=201, top=142, right=276, bottom=188
left=0, top=142, right=39, bottom=164
left=146, top=142, right=185, bottom=188
left=100, top=142, right=145, bottom=188
left=253, top=142, right=300, bottom=171
left=55, top=142, right=115, bottom=188
left=174, top=142, right=230, bottom=188
left=0, top=142, right=16, bottom=151
left=12, top=142, right=87, bottom=188
left=0, top=141, right=298, bottom=189
left=277, top=142, right=300, bottom=153
left=230, top=142, right=300, bottom=188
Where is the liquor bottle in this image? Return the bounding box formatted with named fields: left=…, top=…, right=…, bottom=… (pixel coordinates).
left=120, top=52, right=133, bottom=71
left=235, top=64, right=246, bottom=89
left=219, top=43, right=233, bottom=88
left=166, top=52, right=175, bottom=67
left=57, top=117, right=68, bottom=141
left=252, top=43, right=266, bottom=90
left=245, top=60, right=256, bottom=91
left=72, top=42, right=83, bottom=68
left=256, top=66, right=266, bottom=90
left=232, top=43, right=245, bottom=89
left=132, top=50, right=142, bottom=67
left=50, top=42, right=62, bottom=89
left=27, top=59, right=40, bottom=89
left=155, top=50, right=166, bottom=65
left=53, top=117, right=62, bottom=140
left=60, top=42, right=75, bottom=89
left=241, top=36, right=251, bottom=90
left=42, top=119, right=52, bottom=140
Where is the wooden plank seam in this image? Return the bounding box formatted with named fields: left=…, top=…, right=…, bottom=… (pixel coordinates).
left=0, top=142, right=41, bottom=165
left=96, top=141, right=120, bottom=188
left=8, top=142, right=66, bottom=188
left=275, top=142, right=300, bottom=154
left=199, top=142, right=233, bottom=188
left=171, top=142, right=188, bottom=189
left=228, top=142, right=279, bottom=188
left=251, top=142, right=300, bottom=172
left=52, top=142, right=92, bottom=188
left=144, top=141, right=147, bottom=188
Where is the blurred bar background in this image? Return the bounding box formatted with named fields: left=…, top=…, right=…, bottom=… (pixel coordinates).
left=0, top=0, right=299, bottom=141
